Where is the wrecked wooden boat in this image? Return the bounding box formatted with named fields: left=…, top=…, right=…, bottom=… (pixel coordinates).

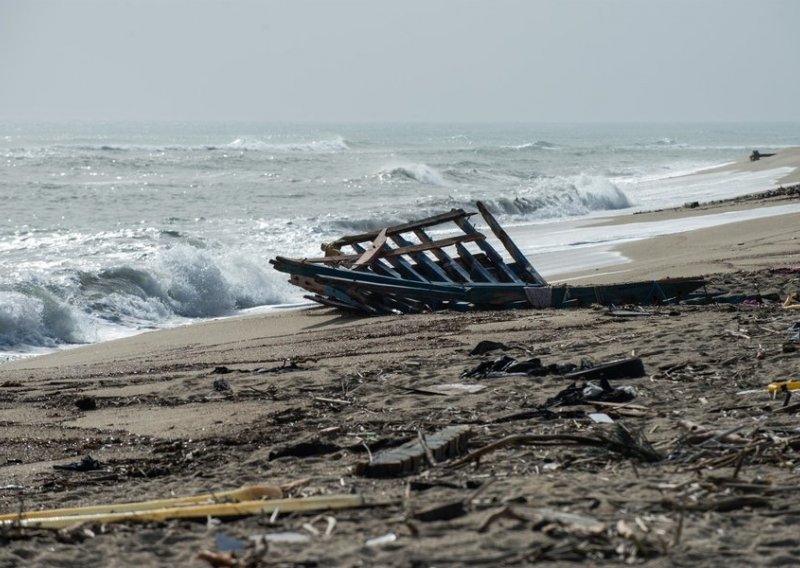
left=269, top=202, right=705, bottom=315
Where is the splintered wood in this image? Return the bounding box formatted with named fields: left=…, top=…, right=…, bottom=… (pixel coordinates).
left=355, top=426, right=471, bottom=477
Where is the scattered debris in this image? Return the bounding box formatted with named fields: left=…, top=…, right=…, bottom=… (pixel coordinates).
left=544, top=378, right=637, bottom=408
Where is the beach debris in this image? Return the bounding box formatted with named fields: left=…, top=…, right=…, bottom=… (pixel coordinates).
left=589, top=412, right=614, bottom=424
left=543, top=379, right=637, bottom=408
left=268, top=436, right=341, bottom=460
left=254, top=531, right=311, bottom=544
left=767, top=380, right=800, bottom=394
left=461, top=355, right=644, bottom=382
left=412, top=500, right=469, bottom=522
left=74, top=396, right=97, bottom=411
left=365, top=532, right=397, bottom=547
left=397, top=383, right=487, bottom=396
left=214, top=532, right=247, bottom=552
left=750, top=150, right=776, bottom=161
left=254, top=359, right=300, bottom=374
left=213, top=377, right=232, bottom=392
left=461, top=356, right=591, bottom=379
left=354, top=425, right=471, bottom=477
left=469, top=340, right=511, bottom=355
left=53, top=455, right=104, bottom=472
left=196, top=550, right=237, bottom=568
left=559, top=357, right=645, bottom=382
left=785, top=293, right=800, bottom=309
left=448, top=423, right=661, bottom=469
left=269, top=202, right=705, bottom=315
left=1, top=484, right=284, bottom=527
left=0, top=489, right=393, bottom=529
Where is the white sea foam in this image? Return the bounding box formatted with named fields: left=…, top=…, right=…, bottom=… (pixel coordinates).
left=376, top=163, right=446, bottom=186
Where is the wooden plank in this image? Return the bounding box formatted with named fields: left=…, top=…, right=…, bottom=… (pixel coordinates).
left=353, top=228, right=388, bottom=269
left=331, top=209, right=474, bottom=247
left=476, top=201, right=547, bottom=285
left=452, top=216, right=522, bottom=283
left=355, top=426, right=471, bottom=477
left=412, top=228, right=473, bottom=282
left=390, top=233, right=453, bottom=283
left=455, top=243, right=496, bottom=283
left=302, top=233, right=484, bottom=266
left=349, top=242, right=403, bottom=279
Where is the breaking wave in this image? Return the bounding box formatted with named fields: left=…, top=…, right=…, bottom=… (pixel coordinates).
left=504, top=140, right=560, bottom=150
left=376, top=163, right=446, bottom=186
left=0, top=244, right=294, bottom=354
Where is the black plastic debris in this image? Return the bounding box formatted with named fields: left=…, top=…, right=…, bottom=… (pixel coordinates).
left=74, top=397, right=97, bottom=411
left=560, top=357, right=645, bottom=382
left=461, top=356, right=594, bottom=379
left=53, top=455, right=104, bottom=472
left=212, top=366, right=234, bottom=374
left=213, top=377, right=232, bottom=392
left=543, top=377, right=637, bottom=408
left=469, top=340, right=511, bottom=356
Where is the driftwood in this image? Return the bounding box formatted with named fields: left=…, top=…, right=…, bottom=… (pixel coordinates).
left=355, top=425, right=471, bottom=477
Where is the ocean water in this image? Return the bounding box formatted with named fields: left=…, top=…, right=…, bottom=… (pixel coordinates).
left=2, top=121, right=799, bottom=359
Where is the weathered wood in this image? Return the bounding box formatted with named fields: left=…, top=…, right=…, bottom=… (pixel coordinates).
left=355, top=426, right=471, bottom=477
left=302, top=233, right=484, bottom=267
left=353, top=228, right=388, bottom=269
left=455, top=243, right=496, bottom=282
left=452, top=215, right=522, bottom=283
left=390, top=233, right=453, bottom=282
left=413, top=228, right=473, bottom=282
left=331, top=209, right=475, bottom=247
left=349, top=242, right=402, bottom=279
left=476, top=201, right=547, bottom=285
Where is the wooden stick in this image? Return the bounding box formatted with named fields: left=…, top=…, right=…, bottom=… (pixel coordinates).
left=1, top=494, right=394, bottom=530
left=0, top=485, right=283, bottom=523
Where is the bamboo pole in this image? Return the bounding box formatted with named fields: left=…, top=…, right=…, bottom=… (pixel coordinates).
left=1, top=494, right=394, bottom=530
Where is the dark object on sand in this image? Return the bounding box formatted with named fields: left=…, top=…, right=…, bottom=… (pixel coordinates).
left=213, top=377, right=232, bottom=392
left=53, top=455, right=104, bottom=472
left=74, top=396, right=97, bottom=411
left=270, top=202, right=705, bottom=315
left=750, top=150, right=776, bottom=161
left=355, top=425, right=471, bottom=477
left=559, top=357, right=645, bottom=382
left=543, top=377, right=637, bottom=408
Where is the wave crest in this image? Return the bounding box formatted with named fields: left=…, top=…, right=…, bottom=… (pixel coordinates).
left=376, top=163, right=446, bottom=186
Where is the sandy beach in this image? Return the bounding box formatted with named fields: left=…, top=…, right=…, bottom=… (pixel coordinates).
left=2, top=159, right=800, bottom=566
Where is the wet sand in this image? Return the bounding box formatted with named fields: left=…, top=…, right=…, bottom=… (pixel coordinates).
left=2, top=185, right=800, bottom=566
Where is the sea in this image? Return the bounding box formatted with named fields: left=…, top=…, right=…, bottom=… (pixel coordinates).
left=2, top=121, right=799, bottom=361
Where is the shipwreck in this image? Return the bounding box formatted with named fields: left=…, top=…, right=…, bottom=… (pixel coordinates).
left=269, top=202, right=705, bottom=315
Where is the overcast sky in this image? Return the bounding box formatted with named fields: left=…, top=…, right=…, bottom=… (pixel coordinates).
left=2, top=0, right=799, bottom=123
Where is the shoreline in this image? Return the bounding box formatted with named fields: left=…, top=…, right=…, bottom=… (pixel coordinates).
left=3, top=156, right=800, bottom=565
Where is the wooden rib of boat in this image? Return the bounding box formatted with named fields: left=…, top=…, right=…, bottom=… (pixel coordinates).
left=269, top=202, right=705, bottom=315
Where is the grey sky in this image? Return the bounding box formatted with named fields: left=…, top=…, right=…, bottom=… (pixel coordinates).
left=2, top=0, right=798, bottom=123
